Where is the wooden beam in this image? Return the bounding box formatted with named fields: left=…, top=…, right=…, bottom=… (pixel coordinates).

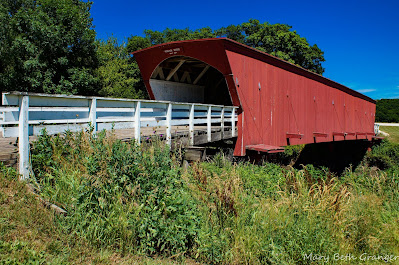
left=231, top=108, right=236, bottom=137
left=332, top=132, right=346, bottom=137
left=246, top=144, right=285, bottom=153
left=19, top=96, right=29, bottom=180
left=173, top=72, right=179, bottom=82
left=134, top=101, right=141, bottom=144
left=151, top=67, right=165, bottom=80
left=193, top=65, right=210, bottom=85
left=313, top=132, right=328, bottom=137
left=189, top=104, right=194, bottom=145
left=215, top=77, right=224, bottom=88
left=89, top=98, right=97, bottom=133
left=166, top=60, right=185, bottom=81
left=151, top=67, right=160, bottom=79
left=158, top=67, right=165, bottom=80
left=180, top=71, right=189, bottom=82
left=186, top=72, right=192, bottom=83
left=207, top=106, right=212, bottom=142
left=286, top=133, right=303, bottom=139
left=166, top=103, right=172, bottom=145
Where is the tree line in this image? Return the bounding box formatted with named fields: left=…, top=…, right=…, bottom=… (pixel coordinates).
left=0, top=0, right=325, bottom=99
left=376, top=99, right=399, bottom=123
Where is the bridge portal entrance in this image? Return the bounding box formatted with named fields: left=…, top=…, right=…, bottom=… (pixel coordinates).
left=149, top=56, right=232, bottom=106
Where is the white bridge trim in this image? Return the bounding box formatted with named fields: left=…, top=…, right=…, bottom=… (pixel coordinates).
left=0, top=92, right=238, bottom=180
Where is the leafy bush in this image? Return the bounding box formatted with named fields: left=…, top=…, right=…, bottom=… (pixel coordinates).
left=365, top=140, right=399, bottom=169
left=274, top=144, right=304, bottom=165
left=27, top=131, right=399, bottom=264
left=30, top=129, right=200, bottom=256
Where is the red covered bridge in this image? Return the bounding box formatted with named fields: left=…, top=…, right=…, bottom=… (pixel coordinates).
left=133, top=38, right=377, bottom=156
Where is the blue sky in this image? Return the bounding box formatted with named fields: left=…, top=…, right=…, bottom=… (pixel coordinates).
left=90, top=0, right=399, bottom=100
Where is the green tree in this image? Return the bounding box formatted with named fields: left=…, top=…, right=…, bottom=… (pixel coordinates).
left=216, top=19, right=325, bottom=74
left=96, top=37, right=147, bottom=99
left=127, top=20, right=325, bottom=75
left=0, top=0, right=98, bottom=95
left=127, top=27, right=216, bottom=52
left=376, top=99, right=399, bottom=123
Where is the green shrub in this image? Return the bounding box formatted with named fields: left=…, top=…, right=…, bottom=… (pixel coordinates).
left=188, top=154, right=399, bottom=264
left=30, top=129, right=200, bottom=256
left=365, top=140, right=399, bottom=169
left=27, top=131, right=399, bottom=264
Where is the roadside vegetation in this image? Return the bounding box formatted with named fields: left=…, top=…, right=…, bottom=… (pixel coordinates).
left=0, top=167, right=187, bottom=265
left=379, top=126, right=399, bottom=144
left=1, top=129, right=398, bottom=264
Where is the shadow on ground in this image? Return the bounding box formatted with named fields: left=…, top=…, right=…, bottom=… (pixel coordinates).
left=195, top=139, right=375, bottom=175
left=244, top=140, right=374, bottom=175
left=292, top=140, right=371, bottom=174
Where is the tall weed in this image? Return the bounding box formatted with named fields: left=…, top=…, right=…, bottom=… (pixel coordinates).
left=28, top=130, right=399, bottom=263
left=30, top=129, right=200, bottom=256
left=187, top=154, right=399, bottom=264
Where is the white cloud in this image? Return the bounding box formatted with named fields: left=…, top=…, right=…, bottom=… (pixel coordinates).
left=356, top=89, right=376, bottom=93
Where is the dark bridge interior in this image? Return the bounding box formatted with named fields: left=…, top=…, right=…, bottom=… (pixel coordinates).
left=150, top=56, right=232, bottom=106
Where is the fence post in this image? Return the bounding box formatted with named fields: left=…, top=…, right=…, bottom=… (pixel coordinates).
left=166, top=103, right=172, bottom=146
left=207, top=106, right=212, bottom=142
left=134, top=101, right=141, bottom=144
left=89, top=98, right=97, bottom=133
left=189, top=104, right=194, bottom=146
left=19, top=96, right=29, bottom=180
left=231, top=108, right=236, bottom=137
left=221, top=107, right=225, bottom=139
left=374, top=123, right=379, bottom=135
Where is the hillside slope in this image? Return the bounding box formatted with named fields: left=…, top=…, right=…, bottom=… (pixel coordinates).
left=1, top=130, right=399, bottom=264
left=0, top=165, right=190, bottom=265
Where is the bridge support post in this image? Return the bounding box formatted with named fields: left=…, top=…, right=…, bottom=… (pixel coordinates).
left=189, top=104, right=194, bottom=145
left=207, top=106, right=212, bottom=142
left=221, top=107, right=225, bottom=139
left=231, top=108, right=236, bottom=137
left=134, top=101, right=141, bottom=144
left=89, top=98, right=97, bottom=133
left=166, top=103, right=172, bottom=145
left=18, top=95, right=29, bottom=180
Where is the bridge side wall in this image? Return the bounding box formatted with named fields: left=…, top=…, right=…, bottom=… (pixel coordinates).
left=225, top=49, right=376, bottom=156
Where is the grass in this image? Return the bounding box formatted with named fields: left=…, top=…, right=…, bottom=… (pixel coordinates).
left=0, top=165, right=197, bottom=264
left=379, top=126, right=399, bottom=143
left=1, top=128, right=399, bottom=264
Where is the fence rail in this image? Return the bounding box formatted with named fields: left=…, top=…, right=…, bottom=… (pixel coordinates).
left=0, top=92, right=238, bottom=180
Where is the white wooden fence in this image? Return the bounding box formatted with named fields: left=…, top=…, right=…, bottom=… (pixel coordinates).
left=0, top=92, right=238, bottom=180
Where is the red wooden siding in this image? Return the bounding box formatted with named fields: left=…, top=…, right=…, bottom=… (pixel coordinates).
left=133, top=38, right=376, bottom=156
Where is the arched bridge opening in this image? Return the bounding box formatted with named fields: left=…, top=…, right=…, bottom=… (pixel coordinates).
left=149, top=56, right=232, bottom=106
